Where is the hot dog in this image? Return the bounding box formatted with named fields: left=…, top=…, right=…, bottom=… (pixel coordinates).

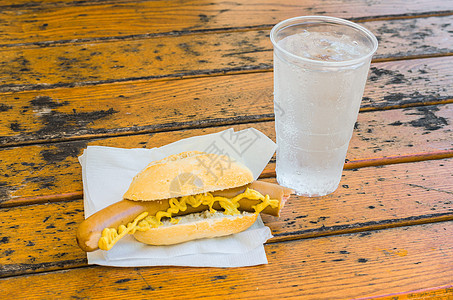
left=76, top=151, right=292, bottom=252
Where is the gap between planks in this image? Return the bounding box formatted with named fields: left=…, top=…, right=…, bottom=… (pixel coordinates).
left=271, top=212, right=453, bottom=244
left=0, top=220, right=452, bottom=292
left=1, top=97, right=452, bottom=149
left=1, top=204, right=452, bottom=280
left=358, top=284, right=453, bottom=300
left=2, top=13, right=453, bottom=93
left=2, top=53, right=453, bottom=94
left=1, top=159, right=452, bottom=278
left=3, top=151, right=453, bottom=208
left=1, top=11, right=453, bottom=49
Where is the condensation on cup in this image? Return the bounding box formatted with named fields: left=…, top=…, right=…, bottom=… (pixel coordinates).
left=270, top=16, right=378, bottom=197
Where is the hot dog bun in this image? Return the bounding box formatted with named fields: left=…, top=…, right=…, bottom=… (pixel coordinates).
left=76, top=180, right=291, bottom=252
left=76, top=151, right=292, bottom=251
left=123, top=151, right=254, bottom=201
left=134, top=211, right=258, bottom=245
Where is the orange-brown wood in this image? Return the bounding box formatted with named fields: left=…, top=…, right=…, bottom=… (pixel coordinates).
left=0, top=200, right=86, bottom=277
left=367, top=16, right=453, bottom=61
left=1, top=103, right=452, bottom=205
left=369, top=285, right=453, bottom=299
left=1, top=158, right=452, bottom=277
left=258, top=158, right=453, bottom=241
left=1, top=221, right=452, bottom=299
left=1, top=0, right=452, bottom=46
left=1, top=56, right=452, bottom=146
left=1, top=15, right=452, bottom=91
left=1, top=1, right=452, bottom=298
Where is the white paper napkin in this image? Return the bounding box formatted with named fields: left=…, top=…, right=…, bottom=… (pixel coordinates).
left=79, top=128, right=277, bottom=267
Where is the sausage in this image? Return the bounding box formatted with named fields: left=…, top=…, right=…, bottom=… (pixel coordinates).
left=76, top=181, right=292, bottom=252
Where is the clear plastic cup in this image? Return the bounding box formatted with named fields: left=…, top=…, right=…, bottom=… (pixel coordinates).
left=270, top=16, right=378, bottom=196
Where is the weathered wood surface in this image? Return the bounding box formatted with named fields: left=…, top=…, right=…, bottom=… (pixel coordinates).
left=2, top=0, right=452, bottom=298
left=1, top=158, right=452, bottom=277
left=371, top=286, right=453, bottom=300
left=1, top=103, right=452, bottom=206
left=1, top=15, right=453, bottom=93
left=1, top=56, right=452, bottom=146
left=1, top=221, right=452, bottom=299
left=1, top=0, right=452, bottom=46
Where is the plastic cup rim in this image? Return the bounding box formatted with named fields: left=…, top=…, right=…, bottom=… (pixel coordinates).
left=270, top=15, right=379, bottom=67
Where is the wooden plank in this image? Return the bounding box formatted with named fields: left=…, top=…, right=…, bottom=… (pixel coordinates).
left=0, top=0, right=139, bottom=5
left=265, top=158, right=453, bottom=240
left=1, top=15, right=453, bottom=92
left=1, top=158, right=452, bottom=277
left=1, top=55, right=452, bottom=146
left=367, top=16, right=453, bottom=60
left=1, top=0, right=452, bottom=46
left=369, top=285, right=453, bottom=299
left=0, top=200, right=86, bottom=277
left=1, top=102, right=452, bottom=205
left=1, top=220, right=452, bottom=299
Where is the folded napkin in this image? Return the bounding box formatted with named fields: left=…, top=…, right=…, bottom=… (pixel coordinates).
left=79, top=128, right=277, bottom=267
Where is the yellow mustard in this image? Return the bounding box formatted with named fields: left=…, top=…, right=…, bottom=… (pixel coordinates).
left=98, top=211, right=149, bottom=251
left=98, top=188, right=278, bottom=250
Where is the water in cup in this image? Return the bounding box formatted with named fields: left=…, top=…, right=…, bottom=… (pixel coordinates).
left=271, top=17, right=378, bottom=197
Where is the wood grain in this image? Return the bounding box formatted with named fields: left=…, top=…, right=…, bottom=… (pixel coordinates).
left=1, top=56, right=452, bottom=146
left=1, top=158, right=452, bottom=277
left=1, top=15, right=453, bottom=92
left=367, top=16, right=453, bottom=61
left=1, top=102, right=452, bottom=205
left=1, top=220, right=452, bottom=299
left=265, top=158, right=453, bottom=241
left=369, top=285, right=453, bottom=299
left=1, top=0, right=451, bottom=298
left=1, top=0, right=453, bottom=46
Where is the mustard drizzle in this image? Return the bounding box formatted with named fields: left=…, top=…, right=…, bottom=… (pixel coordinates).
left=98, top=188, right=279, bottom=251
left=98, top=211, right=149, bottom=251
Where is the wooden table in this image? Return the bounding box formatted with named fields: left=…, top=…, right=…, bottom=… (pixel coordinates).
left=1, top=1, right=452, bottom=299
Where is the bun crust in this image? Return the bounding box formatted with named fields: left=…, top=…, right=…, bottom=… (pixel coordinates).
left=133, top=211, right=258, bottom=245
left=123, top=151, right=254, bottom=201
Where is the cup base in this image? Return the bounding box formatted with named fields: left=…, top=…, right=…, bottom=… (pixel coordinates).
left=276, top=171, right=341, bottom=198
